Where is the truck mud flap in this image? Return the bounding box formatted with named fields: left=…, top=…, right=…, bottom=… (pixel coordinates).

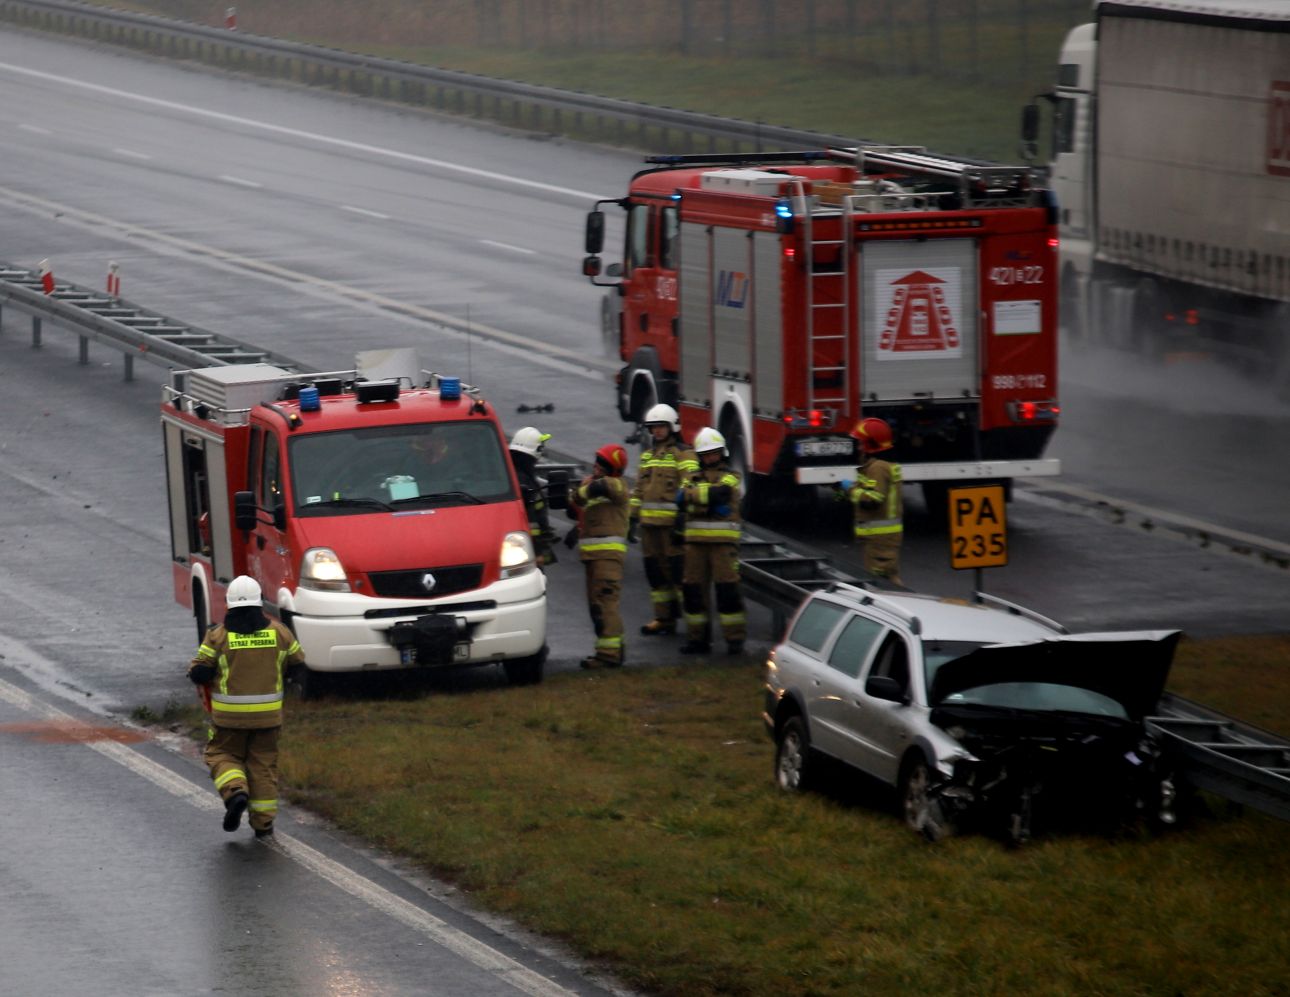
left=388, top=614, right=469, bottom=666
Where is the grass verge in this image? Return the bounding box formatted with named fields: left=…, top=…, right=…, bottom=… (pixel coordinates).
left=277, top=633, right=1290, bottom=997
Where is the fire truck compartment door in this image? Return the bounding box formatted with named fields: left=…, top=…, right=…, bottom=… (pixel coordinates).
left=861, top=240, right=978, bottom=403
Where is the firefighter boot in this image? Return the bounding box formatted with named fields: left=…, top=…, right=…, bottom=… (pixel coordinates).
left=640, top=619, right=676, bottom=637
left=223, top=791, right=249, bottom=832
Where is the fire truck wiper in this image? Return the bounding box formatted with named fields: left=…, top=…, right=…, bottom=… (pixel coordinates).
left=308, top=496, right=394, bottom=512
left=400, top=490, right=485, bottom=506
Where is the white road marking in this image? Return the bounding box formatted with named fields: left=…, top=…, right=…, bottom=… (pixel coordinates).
left=0, top=60, right=611, bottom=203
left=0, top=185, right=617, bottom=379
left=341, top=204, right=390, bottom=220
left=19, top=122, right=51, bottom=135
left=218, top=174, right=262, bottom=188
left=481, top=239, right=536, bottom=255
left=113, top=147, right=152, bottom=160
left=0, top=671, right=578, bottom=997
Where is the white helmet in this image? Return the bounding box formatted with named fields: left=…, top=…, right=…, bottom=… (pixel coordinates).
left=643, top=403, right=680, bottom=433
left=693, top=427, right=727, bottom=456
left=509, top=426, right=550, bottom=457
left=226, top=575, right=263, bottom=609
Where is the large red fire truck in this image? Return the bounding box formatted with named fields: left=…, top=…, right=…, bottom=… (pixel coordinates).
left=160, top=352, right=550, bottom=693
left=583, top=147, right=1061, bottom=516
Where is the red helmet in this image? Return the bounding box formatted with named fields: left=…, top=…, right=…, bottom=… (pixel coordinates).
left=595, top=443, right=629, bottom=475
left=852, top=417, right=894, bottom=454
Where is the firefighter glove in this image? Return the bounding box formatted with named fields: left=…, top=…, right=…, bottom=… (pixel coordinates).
left=564, top=526, right=580, bottom=549
left=627, top=519, right=639, bottom=544
left=709, top=484, right=732, bottom=506
left=189, top=662, right=216, bottom=685
left=587, top=478, right=609, bottom=499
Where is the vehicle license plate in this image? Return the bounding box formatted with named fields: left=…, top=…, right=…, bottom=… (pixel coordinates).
left=798, top=439, right=853, bottom=457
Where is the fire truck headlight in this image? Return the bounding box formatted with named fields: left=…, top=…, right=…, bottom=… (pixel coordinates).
left=300, top=547, right=351, bottom=592
left=499, top=531, right=536, bottom=578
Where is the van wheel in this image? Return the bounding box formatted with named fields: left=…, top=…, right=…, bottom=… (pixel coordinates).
left=286, top=664, right=321, bottom=701
left=504, top=646, right=546, bottom=686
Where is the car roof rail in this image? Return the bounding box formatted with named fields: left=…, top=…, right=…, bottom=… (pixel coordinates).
left=973, top=591, right=1069, bottom=634
left=827, top=581, right=923, bottom=635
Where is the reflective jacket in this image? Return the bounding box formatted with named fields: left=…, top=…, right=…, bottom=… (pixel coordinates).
left=631, top=436, right=698, bottom=528
left=849, top=457, right=903, bottom=538
left=571, top=474, right=629, bottom=562
left=189, top=620, right=304, bottom=729
left=681, top=462, right=742, bottom=544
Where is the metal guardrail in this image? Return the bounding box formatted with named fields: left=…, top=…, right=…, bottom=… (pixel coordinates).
left=0, top=0, right=869, bottom=156
left=0, top=261, right=307, bottom=378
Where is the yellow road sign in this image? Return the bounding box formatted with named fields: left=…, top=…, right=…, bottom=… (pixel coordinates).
left=948, top=484, right=1008, bottom=569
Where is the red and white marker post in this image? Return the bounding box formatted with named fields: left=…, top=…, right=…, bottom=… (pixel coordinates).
left=225, top=6, right=237, bottom=30
left=39, top=259, right=55, bottom=295
left=107, top=261, right=121, bottom=298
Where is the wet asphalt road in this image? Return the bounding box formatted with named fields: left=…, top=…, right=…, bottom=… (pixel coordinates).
left=1, top=23, right=1288, bottom=996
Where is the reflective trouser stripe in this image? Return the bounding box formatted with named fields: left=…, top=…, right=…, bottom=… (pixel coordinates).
left=719, top=612, right=746, bottom=627
left=580, top=537, right=627, bottom=553
left=596, top=635, right=623, bottom=650
left=214, top=768, right=246, bottom=790
left=855, top=519, right=903, bottom=537
left=685, top=528, right=742, bottom=542
left=249, top=798, right=277, bottom=813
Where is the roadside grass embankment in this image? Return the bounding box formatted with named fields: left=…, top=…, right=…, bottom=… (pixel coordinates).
left=268, top=633, right=1290, bottom=997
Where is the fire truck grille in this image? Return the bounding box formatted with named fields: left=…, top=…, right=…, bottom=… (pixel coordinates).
left=368, top=564, right=484, bottom=599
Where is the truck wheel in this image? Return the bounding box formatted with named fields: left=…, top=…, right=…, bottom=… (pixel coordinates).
left=503, top=645, right=546, bottom=686
left=192, top=582, right=209, bottom=643
left=1131, top=278, right=1166, bottom=359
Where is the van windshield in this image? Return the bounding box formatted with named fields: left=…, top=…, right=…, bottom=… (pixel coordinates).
left=289, top=421, right=516, bottom=516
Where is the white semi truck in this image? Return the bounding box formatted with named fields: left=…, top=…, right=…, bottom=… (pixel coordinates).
left=1024, top=0, right=1290, bottom=393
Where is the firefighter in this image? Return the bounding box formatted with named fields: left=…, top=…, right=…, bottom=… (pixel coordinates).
left=509, top=426, right=556, bottom=568
left=570, top=443, right=631, bottom=668
left=846, top=417, right=904, bottom=587
left=630, top=403, right=699, bottom=636
left=679, top=427, right=746, bottom=655
left=187, top=575, right=305, bottom=838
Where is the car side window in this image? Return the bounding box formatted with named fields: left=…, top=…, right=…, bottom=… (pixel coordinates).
left=869, top=631, right=911, bottom=695
left=827, top=615, right=885, bottom=679
left=788, top=600, right=846, bottom=653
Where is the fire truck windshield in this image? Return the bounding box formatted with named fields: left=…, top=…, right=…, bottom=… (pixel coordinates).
left=289, top=421, right=516, bottom=516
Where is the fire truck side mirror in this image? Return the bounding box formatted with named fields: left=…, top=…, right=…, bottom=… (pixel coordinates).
left=233, top=490, right=258, bottom=532
left=1020, top=102, right=1041, bottom=163
left=584, top=210, right=605, bottom=255
left=272, top=503, right=287, bottom=530
left=544, top=469, right=569, bottom=511
left=582, top=255, right=602, bottom=278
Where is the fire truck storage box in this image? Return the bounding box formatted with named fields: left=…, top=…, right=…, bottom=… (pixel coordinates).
left=181, top=364, right=293, bottom=413
left=700, top=169, right=788, bottom=196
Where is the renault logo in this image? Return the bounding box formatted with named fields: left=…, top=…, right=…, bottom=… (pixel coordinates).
left=421, top=572, right=437, bottom=592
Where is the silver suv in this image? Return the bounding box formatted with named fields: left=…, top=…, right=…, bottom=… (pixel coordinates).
left=762, top=583, right=1181, bottom=844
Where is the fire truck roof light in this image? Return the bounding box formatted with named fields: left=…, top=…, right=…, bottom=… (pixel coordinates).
left=355, top=379, right=400, bottom=404
left=439, top=376, right=462, bottom=401
left=774, top=198, right=794, bottom=219
left=298, top=385, right=321, bottom=412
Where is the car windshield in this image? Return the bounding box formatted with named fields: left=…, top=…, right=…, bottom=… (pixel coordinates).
left=289, top=421, right=515, bottom=516
left=938, top=682, right=1129, bottom=719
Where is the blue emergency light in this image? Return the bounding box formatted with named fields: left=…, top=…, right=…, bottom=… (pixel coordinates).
left=299, top=385, right=321, bottom=411
left=439, top=376, right=462, bottom=400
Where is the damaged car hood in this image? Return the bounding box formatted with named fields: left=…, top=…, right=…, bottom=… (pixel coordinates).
left=928, top=630, right=1181, bottom=721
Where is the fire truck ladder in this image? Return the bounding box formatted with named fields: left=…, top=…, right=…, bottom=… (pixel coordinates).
left=826, top=145, right=1036, bottom=208
left=790, top=179, right=853, bottom=418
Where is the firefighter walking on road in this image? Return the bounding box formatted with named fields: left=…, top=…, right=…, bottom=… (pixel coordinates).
left=630, top=404, right=699, bottom=637
left=187, top=575, right=305, bottom=838
left=571, top=443, right=631, bottom=668
left=846, top=417, right=904, bottom=587
left=509, top=426, right=557, bottom=568
left=679, top=427, right=746, bottom=655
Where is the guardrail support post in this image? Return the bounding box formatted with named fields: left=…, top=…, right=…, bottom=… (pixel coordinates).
left=31, top=316, right=42, bottom=349
left=79, top=335, right=89, bottom=365
left=123, top=353, right=134, bottom=382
